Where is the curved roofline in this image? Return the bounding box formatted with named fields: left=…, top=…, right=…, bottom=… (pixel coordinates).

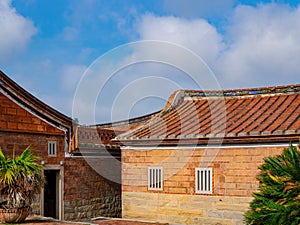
left=115, top=83, right=300, bottom=144
left=90, top=110, right=160, bottom=129
left=184, top=84, right=300, bottom=98
left=0, top=70, right=73, bottom=129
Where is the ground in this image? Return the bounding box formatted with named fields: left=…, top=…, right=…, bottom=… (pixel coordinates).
left=0, top=216, right=168, bottom=225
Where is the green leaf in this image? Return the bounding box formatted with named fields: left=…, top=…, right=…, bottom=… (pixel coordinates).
left=244, top=143, right=300, bottom=225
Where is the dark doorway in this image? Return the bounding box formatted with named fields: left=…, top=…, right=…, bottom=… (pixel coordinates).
left=44, top=170, right=59, bottom=219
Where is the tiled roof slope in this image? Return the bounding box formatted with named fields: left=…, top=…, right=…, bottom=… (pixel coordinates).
left=74, top=112, right=158, bottom=156
left=73, top=126, right=121, bottom=157
left=94, top=111, right=159, bottom=132
left=116, top=84, right=300, bottom=145
left=77, top=112, right=158, bottom=145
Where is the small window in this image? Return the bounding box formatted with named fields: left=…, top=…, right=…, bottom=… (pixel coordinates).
left=48, top=141, right=57, bottom=156
left=196, top=168, right=212, bottom=194
left=148, top=167, right=163, bottom=190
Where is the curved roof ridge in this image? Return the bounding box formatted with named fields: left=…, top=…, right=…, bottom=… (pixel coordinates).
left=157, top=90, right=185, bottom=117
left=184, top=84, right=300, bottom=98
left=91, top=110, right=159, bottom=129
left=115, top=90, right=185, bottom=140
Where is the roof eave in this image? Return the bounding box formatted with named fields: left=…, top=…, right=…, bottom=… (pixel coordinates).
left=115, top=134, right=300, bottom=147
left=0, top=70, right=73, bottom=130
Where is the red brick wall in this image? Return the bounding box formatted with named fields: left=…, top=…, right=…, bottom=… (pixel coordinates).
left=0, top=132, right=66, bottom=164
left=0, top=93, right=67, bottom=163
left=122, top=146, right=286, bottom=197
left=64, top=157, right=121, bottom=219
left=0, top=93, right=64, bottom=135
left=64, top=158, right=120, bottom=201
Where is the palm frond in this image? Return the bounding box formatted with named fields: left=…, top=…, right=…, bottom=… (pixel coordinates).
left=244, top=143, right=300, bottom=224
left=0, top=146, right=45, bottom=209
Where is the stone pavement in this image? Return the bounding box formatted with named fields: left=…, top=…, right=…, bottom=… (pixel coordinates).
left=91, top=218, right=168, bottom=225
left=2, top=216, right=168, bottom=225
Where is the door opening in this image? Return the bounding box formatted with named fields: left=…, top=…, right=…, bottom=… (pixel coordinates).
left=44, top=170, right=59, bottom=219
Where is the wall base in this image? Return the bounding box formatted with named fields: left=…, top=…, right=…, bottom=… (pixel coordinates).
left=123, top=192, right=252, bottom=225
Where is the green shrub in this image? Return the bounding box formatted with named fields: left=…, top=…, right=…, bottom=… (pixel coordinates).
left=244, top=143, right=300, bottom=225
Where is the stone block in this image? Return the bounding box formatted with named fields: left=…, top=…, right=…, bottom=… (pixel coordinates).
left=208, top=210, right=244, bottom=220
left=215, top=203, right=249, bottom=212
left=123, top=192, right=251, bottom=225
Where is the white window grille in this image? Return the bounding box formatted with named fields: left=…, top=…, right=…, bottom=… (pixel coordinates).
left=148, top=167, right=163, bottom=190
left=48, top=141, right=57, bottom=156
left=195, top=168, right=213, bottom=194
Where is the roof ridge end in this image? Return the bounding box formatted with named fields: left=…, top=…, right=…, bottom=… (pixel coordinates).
left=159, top=90, right=185, bottom=117
left=114, top=90, right=185, bottom=140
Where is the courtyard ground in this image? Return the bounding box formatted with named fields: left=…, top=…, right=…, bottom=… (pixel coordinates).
left=0, top=216, right=168, bottom=225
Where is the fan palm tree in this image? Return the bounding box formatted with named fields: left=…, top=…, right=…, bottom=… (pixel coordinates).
left=0, top=146, right=45, bottom=209
left=244, top=143, right=300, bottom=225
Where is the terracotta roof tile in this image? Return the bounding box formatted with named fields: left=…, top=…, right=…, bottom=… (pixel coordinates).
left=74, top=111, right=159, bottom=154
left=116, top=84, right=300, bottom=145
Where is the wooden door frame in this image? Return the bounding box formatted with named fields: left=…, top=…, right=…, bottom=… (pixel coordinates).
left=40, top=165, right=64, bottom=220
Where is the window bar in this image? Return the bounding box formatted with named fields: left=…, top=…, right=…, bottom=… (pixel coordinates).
left=149, top=168, right=152, bottom=188
left=201, top=170, right=203, bottom=191
left=156, top=168, right=158, bottom=189
left=197, top=170, right=199, bottom=192
left=205, top=170, right=207, bottom=191
left=152, top=169, right=155, bottom=189
left=208, top=170, right=211, bottom=191
left=158, top=169, right=161, bottom=189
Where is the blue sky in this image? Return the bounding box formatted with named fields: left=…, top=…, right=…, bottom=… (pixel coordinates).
left=1, top=0, right=300, bottom=124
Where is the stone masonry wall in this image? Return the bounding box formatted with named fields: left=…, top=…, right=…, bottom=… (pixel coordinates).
left=122, top=145, right=287, bottom=224
left=123, top=192, right=252, bottom=225
left=64, top=158, right=121, bottom=220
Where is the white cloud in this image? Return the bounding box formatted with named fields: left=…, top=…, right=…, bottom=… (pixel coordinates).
left=136, top=4, right=300, bottom=89
left=137, top=14, right=224, bottom=66
left=70, top=3, right=300, bottom=124
left=218, top=4, right=300, bottom=88
left=0, top=0, right=37, bottom=63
